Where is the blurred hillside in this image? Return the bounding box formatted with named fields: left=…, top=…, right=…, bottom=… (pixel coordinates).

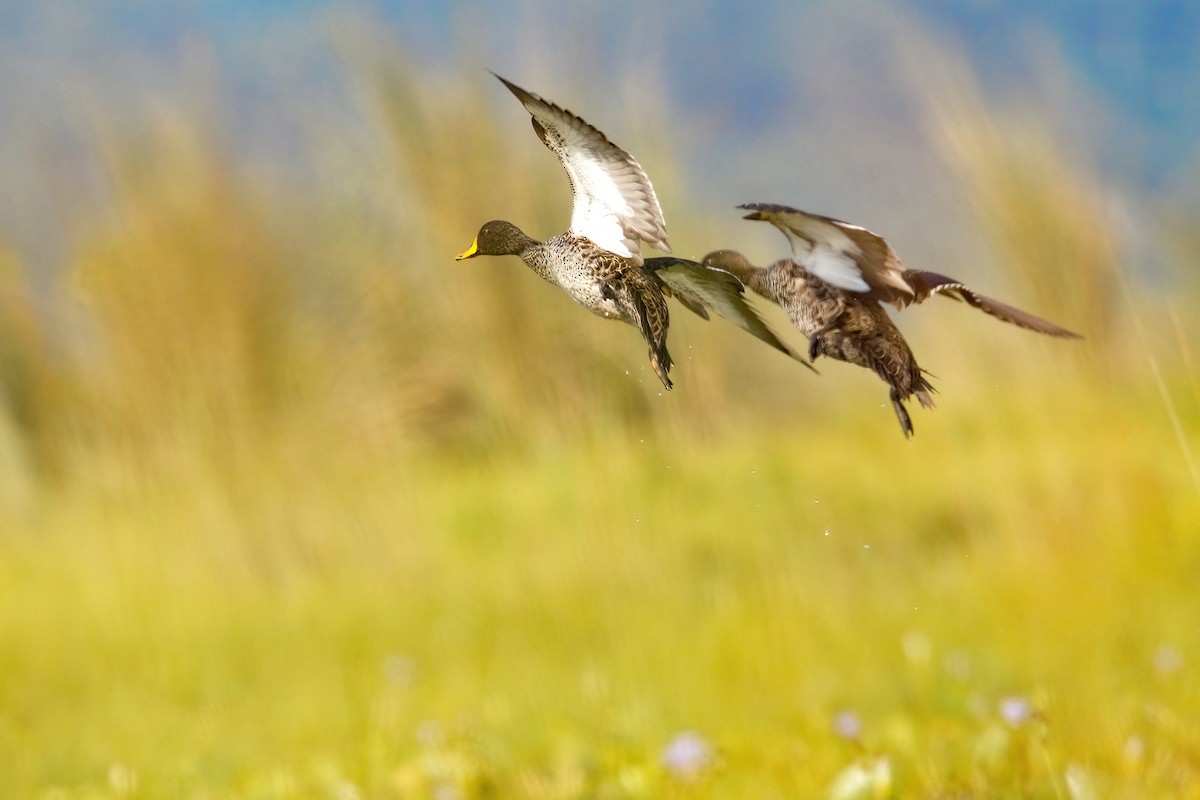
left=0, top=2, right=1195, bottom=481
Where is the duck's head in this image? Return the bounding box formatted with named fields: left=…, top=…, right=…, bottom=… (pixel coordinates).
left=455, top=220, right=537, bottom=260
left=700, top=249, right=758, bottom=282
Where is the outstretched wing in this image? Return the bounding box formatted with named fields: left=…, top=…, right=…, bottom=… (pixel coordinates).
left=738, top=204, right=1082, bottom=338
left=494, top=74, right=669, bottom=266
left=739, top=202, right=914, bottom=302
left=646, top=256, right=815, bottom=370
left=906, top=271, right=1083, bottom=338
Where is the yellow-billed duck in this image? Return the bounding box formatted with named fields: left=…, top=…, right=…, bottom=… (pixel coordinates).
left=703, top=203, right=1082, bottom=437
left=456, top=76, right=804, bottom=390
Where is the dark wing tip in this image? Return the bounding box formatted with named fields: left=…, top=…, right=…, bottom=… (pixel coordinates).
left=738, top=202, right=804, bottom=221
left=738, top=202, right=765, bottom=220
left=490, top=72, right=539, bottom=105
left=971, top=293, right=1086, bottom=339
left=738, top=202, right=799, bottom=212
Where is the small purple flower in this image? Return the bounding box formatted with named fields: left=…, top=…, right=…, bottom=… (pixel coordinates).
left=832, top=710, right=863, bottom=740
left=998, top=695, right=1033, bottom=728
left=662, top=731, right=712, bottom=779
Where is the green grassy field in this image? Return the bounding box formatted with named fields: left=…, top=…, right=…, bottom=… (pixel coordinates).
left=1, top=35, right=1199, bottom=800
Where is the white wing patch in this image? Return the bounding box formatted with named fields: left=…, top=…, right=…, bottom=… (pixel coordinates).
left=806, top=247, right=870, bottom=293
left=495, top=75, right=670, bottom=266
left=775, top=212, right=870, bottom=293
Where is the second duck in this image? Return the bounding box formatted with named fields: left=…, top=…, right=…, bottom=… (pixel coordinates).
left=704, top=203, right=1082, bottom=437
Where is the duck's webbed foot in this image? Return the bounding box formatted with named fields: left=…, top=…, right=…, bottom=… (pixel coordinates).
left=807, top=336, right=822, bottom=363
left=807, top=320, right=841, bottom=363
left=890, top=388, right=915, bottom=439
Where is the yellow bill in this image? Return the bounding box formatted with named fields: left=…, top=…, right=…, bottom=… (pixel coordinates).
left=455, top=238, right=480, bottom=260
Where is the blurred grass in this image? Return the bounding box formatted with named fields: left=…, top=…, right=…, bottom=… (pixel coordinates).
left=1, top=22, right=1198, bottom=800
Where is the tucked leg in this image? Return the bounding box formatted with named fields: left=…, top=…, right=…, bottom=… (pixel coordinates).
left=806, top=320, right=840, bottom=362
left=648, top=346, right=673, bottom=391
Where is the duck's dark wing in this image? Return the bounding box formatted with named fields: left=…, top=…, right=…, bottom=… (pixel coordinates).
left=646, top=257, right=815, bottom=370
left=493, top=73, right=670, bottom=265
left=906, top=271, right=1083, bottom=338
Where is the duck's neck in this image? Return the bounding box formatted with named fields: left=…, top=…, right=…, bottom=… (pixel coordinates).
left=511, top=231, right=542, bottom=258
left=514, top=234, right=556, bottom=284
left=719, top=258, right=771, bottom=300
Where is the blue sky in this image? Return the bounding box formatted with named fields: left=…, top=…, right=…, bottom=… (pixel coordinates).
left=1, top=1, right=1197, bottom=273
left=2, top=1, right=1195, bottom=182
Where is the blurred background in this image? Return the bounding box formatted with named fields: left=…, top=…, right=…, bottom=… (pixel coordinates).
left=0, top=2, right=1197, bottom=797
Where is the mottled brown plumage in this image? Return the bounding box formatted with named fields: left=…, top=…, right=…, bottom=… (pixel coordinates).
left=704, top=203, right=1082, bottom=437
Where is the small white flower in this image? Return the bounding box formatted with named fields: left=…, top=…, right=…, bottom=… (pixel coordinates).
left=943, top=649, right=972, bottom=682
left=901, top=630, right=932, bottom=666
left=108, top=763, right=138, bottom=796
left=1153, top=644, right=1184, bottom=674
left=826, top=756, right=892, bottom=800
left=1122, top=734, right=1145, bottom=768
left=662, top=731, right=712, bottom=780
left=1065, top=763, right=1099, bottom=800
left=416, top=719, right=444, bottom=748
left=383, top=654, right=417, bottom=685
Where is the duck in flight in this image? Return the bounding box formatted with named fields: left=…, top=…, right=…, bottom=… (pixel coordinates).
left=456, top=75, right=806, bottom=390
left=703, top=203, right=1082, bottom=437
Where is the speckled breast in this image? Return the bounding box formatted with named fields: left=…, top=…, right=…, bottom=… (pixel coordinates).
left=535, top=235, right=625, bottom=318
left=769, top=264, right=846, bottom=336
